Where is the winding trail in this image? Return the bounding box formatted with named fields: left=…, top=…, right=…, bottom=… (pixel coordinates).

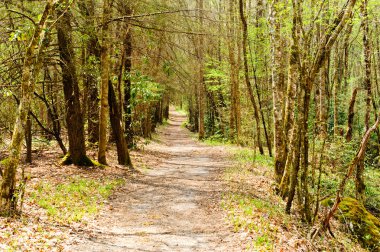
left=67, top=110, right=240, bottom=251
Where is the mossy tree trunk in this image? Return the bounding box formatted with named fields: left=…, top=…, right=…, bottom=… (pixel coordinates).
left=356, top=0, right=372, bottom=203
left=57, top=1, right=93, bottom=166
left=25, top=114, right=32, bottom=163
left=346, top=88, right=358, bottom=142
left=98, top=0, right=112, bottom=165
left=0, top=0, right=56, bottom=215
left=270, top=0, right=287, bottom=184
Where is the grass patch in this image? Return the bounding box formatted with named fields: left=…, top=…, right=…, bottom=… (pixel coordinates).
left=31, top=177, right=125, bottom=223
left=180, top=121, right=188, bottom=128
left=222, top=192, right=287, bottom=250
left=221, top=147, right=286, bottom=250
left=162, top=119, right=169, bottom=126
left=232, top=148, right=274, bottom=167
left=202, top=134, right=233, bottom=146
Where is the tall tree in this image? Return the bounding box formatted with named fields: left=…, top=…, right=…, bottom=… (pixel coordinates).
left=227, top=0, right=241, bottom=142
left=356, top=0, right=372, bottom=203
left=238, top=0, right=261, bottom=149
left=270, top=0, right=287, bottom=184
left=98, top=0, right=112, bottom=165
left=57, top=0, right=93, bottom=166
left=197, top=0, right=206, bottom=139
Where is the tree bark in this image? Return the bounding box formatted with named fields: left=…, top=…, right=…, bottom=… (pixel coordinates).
left=356, top=0, right=371, bottom=203
left=345, top=88, right=358, bottom=142
left=57, top=1, right=93, bottom=166
left=25, top=114, right=32, bottom=163
left=108, top=81, right=133, bottom=167
left=197, top=0, right=205, bottom=140
left=98, top=0, right=112, bottom=165
left=123, top=24, right=133, bottom=145
left=270, top=0, right=287, bottom=183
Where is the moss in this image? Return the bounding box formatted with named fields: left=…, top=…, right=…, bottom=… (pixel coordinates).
left=60, top=153, right=72, bottom=165
left=60, top=153, right=103, bottom=167
left=334, top=197, right=380, bottom=251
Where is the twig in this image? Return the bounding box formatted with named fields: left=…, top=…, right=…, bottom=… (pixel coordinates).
left=6, top=9, right=36, bottom=26
left=108, top=9, right=198, bottom=23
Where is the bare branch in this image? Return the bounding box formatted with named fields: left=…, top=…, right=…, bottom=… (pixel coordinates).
left=6, top=9, right=36, bottom=26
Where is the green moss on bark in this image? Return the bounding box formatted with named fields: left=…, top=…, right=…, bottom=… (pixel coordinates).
left=60, top=153, right=102, bottom=167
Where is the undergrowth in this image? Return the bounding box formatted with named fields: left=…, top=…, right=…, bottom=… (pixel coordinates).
left=221, top=148, right=285, bottom=250
left=318, top=138, right=380, bottom=218
left=221, top=147, right=367, bottom=251
left=201, top=134, right=233, bottom=146
left=31, top=177, right=125, bottom=223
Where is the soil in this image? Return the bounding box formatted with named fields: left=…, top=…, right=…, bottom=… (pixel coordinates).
left=65, top=110, right=242, bottom=251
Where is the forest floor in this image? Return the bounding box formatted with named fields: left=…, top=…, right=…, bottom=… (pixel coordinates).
left=0, top=109, right=367, bottom=251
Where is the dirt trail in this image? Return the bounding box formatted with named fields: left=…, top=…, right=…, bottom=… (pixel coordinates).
left=66, top=110, right=241, bottom=252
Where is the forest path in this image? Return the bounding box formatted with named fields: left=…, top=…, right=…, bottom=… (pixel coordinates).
left=66, top=109, right=241, bottom=252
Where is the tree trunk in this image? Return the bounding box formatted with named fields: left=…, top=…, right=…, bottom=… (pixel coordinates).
left=115, top=3, right=134, bottom=146
left=123, top=26, right=133, bottom=145
left=333, top=44, right=342, bottom=137
left=108, top=81, right=133, bottom=167
left=251, top=0, right=273, bottom=157
left=318, top=60, right=329, bottom=138
left=279, top=43, right=299, bottom=197
left=227, top=0, right=239, bottom=142
left=356, top=0, right=371, bottom=203
left=270, top=0, right=287, bottom=183
left=98, top=0, right=112, bottom=165
left=57, top=1, right=92, bottom=166
left=345, top=88, right=358, bottom=142
left=25, top=114, right=32, bottom=163
left=197, top=0, right=205, bottom=139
